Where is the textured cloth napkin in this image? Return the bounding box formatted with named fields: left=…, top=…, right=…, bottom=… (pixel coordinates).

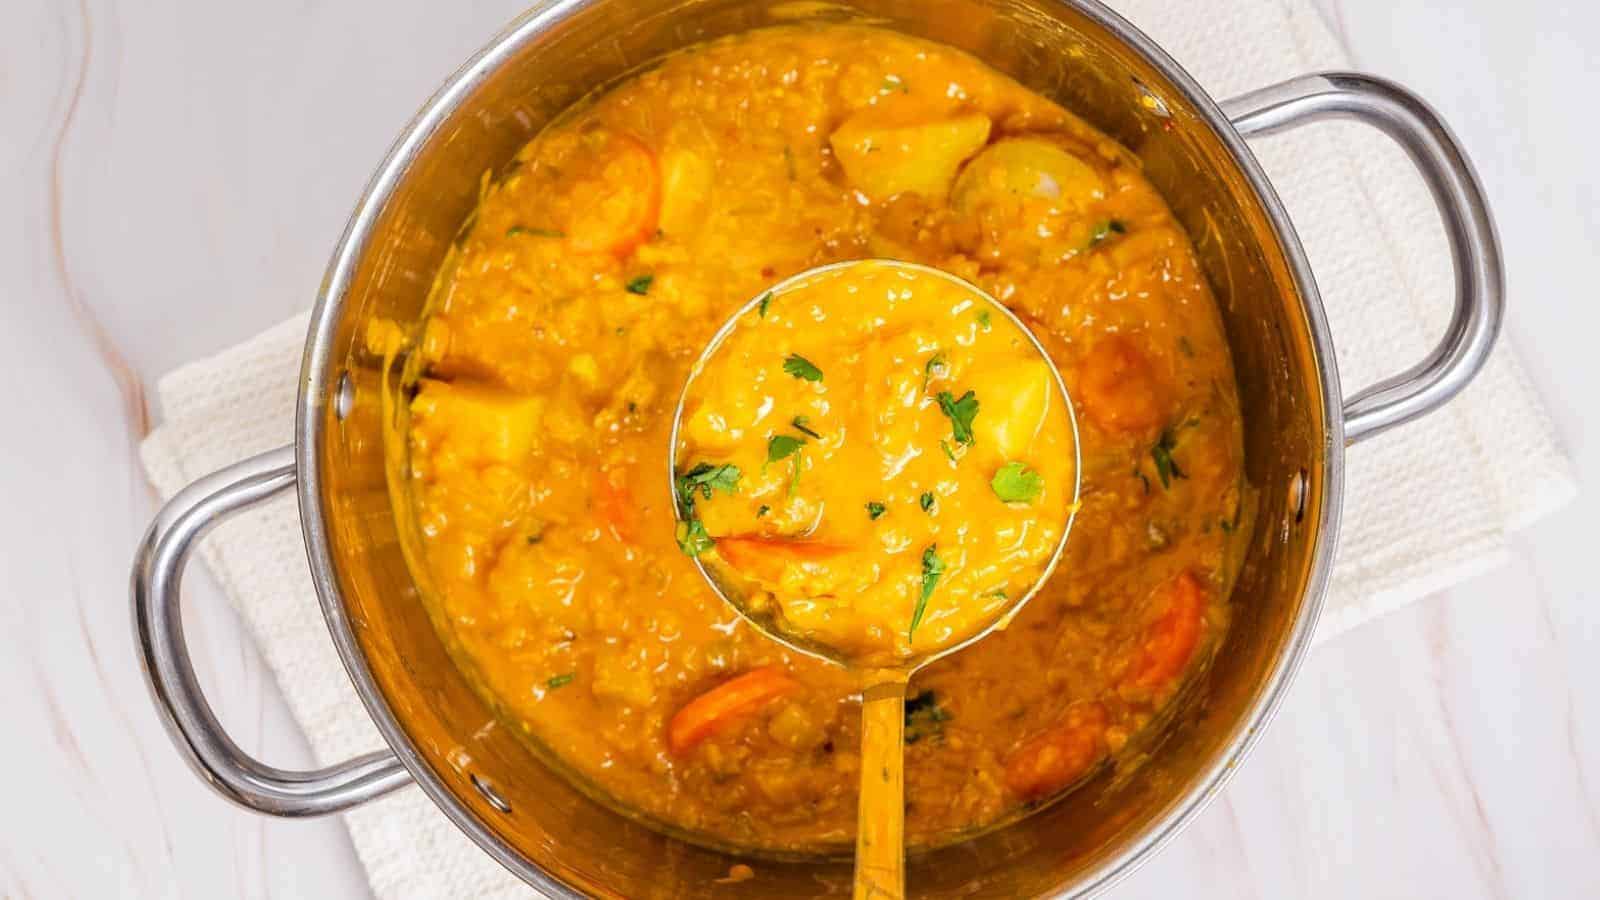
left=140, top=0, right=1575, bottom=896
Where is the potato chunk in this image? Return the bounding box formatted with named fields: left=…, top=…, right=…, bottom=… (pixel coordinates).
left=658, top=146, right=715, bottom=237
left=968, top=356, right=1055, bottom=459
left=829, top=111, right=991, bottom=201
left=411, top=379, right=544, bottom=465
left=952, top=137, right=1104, bottom=213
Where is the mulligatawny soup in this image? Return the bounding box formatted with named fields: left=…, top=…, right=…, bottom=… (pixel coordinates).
left=397, top=24, right=1246, bottom=853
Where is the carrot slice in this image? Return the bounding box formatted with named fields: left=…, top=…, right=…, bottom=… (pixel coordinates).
left=593, top=467, right=638, bottom=544
left=1123, top=571, right=1207, bottom=693
left=667, top=666, right=799, bottom=756
left=1003, top=703, right=1108, bottom=800
left=563, top=131, right=661, bottom=258
left=713, top=535, right=850, bottom=583
left=1075, top=335, right=1167, bottom=436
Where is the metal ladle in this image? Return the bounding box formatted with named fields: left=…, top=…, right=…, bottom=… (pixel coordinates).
left=668, top=259, right=1081, bottom=899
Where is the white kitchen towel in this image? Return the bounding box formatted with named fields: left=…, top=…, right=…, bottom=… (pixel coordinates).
left=140, top=1, right=1576, bottom=897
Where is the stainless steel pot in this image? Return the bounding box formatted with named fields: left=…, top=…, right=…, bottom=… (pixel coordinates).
left=132, top=1, right=1502, bottom=896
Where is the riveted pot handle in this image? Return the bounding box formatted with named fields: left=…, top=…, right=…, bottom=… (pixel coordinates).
left=132, top=445, right=412, bottom=816
left=1222, top=73, right=1504, bottom=446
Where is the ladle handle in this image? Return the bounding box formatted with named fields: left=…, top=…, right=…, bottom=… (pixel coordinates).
left=854, top=672, right=910, bottom=900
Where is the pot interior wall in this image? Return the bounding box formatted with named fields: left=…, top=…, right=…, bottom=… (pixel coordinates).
left=310, top=1, right=1330, bottom=896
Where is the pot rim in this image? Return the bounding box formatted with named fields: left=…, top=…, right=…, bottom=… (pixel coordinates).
left=294, top=2, right=1343, bottom=896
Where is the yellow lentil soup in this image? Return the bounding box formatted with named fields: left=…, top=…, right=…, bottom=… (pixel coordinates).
left=400, top=24, right=1245, bottom=852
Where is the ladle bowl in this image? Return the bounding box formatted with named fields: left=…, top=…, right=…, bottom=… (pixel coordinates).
left=667, top=258, right=1083, bottom=898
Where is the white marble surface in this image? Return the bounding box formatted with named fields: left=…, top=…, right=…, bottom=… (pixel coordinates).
left=3, top=0, right=1596, bottom=897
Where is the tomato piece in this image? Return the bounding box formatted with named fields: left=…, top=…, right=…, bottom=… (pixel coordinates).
left=1003, top=703, right=1108, bottom=800
left=1075, top=335, right=1167, bottom=436
left=667, top=666, right=800, bottom=756
left=594, top=467, right=638, bottom=544
left=713, top=535, right=849, bottom=583
left=562, top=130, right=662, bottom=257
left=1123, top=571, right=1208, bottom=693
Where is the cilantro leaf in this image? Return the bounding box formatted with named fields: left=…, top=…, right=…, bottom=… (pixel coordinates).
left=1150, top=428, right=1186, bottom=489
left=674, top=462, right=741, bottom=512
left=910, top=545, right=944, bottom=638
left=507, top=226, right=564, bottom=238
left=904, top=690, right=951, bottom=744
left=991, top=461, right=1044, bottom=503
left=976, top=309, right=992, bottom=330
left=624, top=274, right=654, bottom=295
left=867, top=501, right=887, bottom=520
left=757, top=292, right=773, bottom=318
left=936, top=390, right=979, bottom=446
left=1086, top=219, right=1127, bottom=249
left=767, top=434, right=806, bottom=463
left=923, top=352, right=948, bottom=392
left=919, top=491, right=935, bottom=513
left=675, top=519, right=715, bottom=557
left=791, top=416, right=821, bottom=439
left=782, top=354, right=823, bottom=382
left=546, top=672, right=576, bottom=689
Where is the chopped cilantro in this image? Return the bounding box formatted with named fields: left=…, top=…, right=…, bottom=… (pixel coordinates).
left=986, top=589, right=1009, bottom=600
left=791, top=416, right=821, bottom=439
left=904, top=691, right=952, bottom=744
left=782, top=353, right=823, bottom=382
left=919, top=492, right=935, bottom=513
left=757, top=504, right=771, bottom=518
left=991, top=461, right=1044, bottom=503
left=546, top=672, right=576, bottom=690
left=923, top=352, right=948, bottom=391
left=1150, top=428, right=1186, bottom=489
left=939, top=439, right=958, bottom=463
left=867, top=501, right=887, bottom=520
left=675, top=519, right=715, bottom=557
left=625, top=274, right=654, bottom=295
left=757, top=291, right=773, bottom=318
left=936, top=389, right=979, bottom=446
left=910, top=545, right=944, bottom=638
left=976, top=309, right=992, bottom=330
left=506, top=225, right=564, bottom=238
left=767, top=434, right=805, bottom=463
left=674, top=462, right=741, bottom=511
left=880, top=74, right=909, bottom=94
left=1086, top=219, right=1127, bottom=249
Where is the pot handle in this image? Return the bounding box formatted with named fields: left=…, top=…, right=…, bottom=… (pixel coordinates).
left=1222, top=72, right=1504, bottom=445
left=132, top=445, right=412, bottom=817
